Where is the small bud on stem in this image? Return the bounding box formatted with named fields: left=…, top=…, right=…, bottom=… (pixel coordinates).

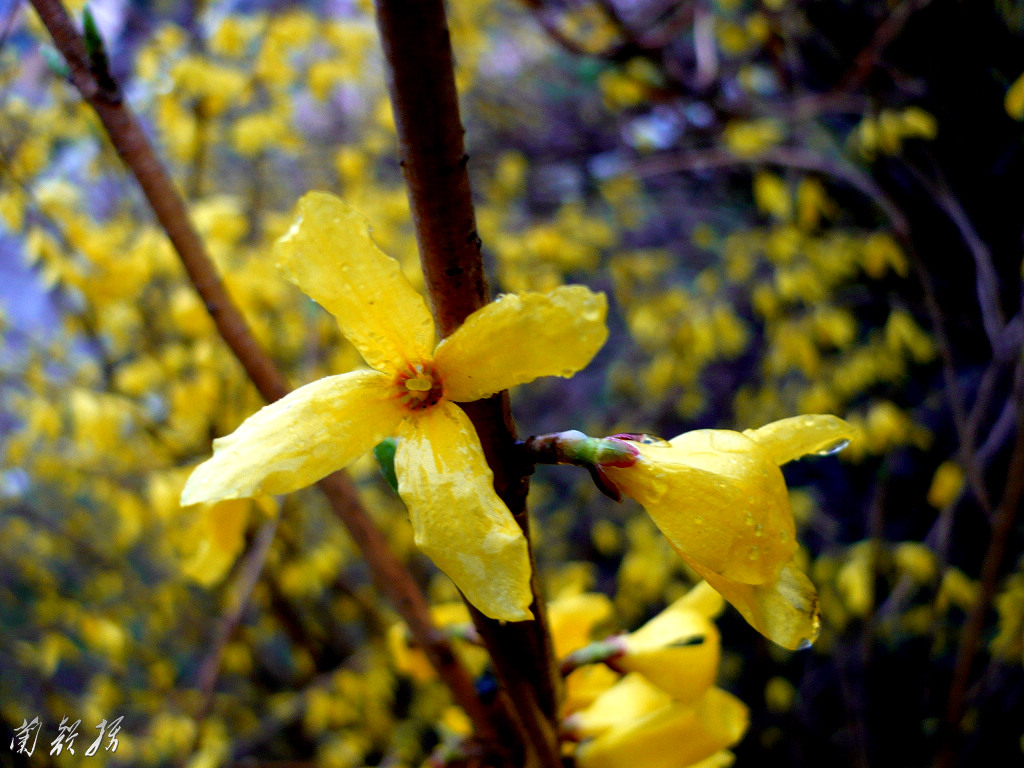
left=559, top=637, right=627, bottom=677
left=521, top=431, right=640, bottom=501
left=522, top=431, right=640, bottom=468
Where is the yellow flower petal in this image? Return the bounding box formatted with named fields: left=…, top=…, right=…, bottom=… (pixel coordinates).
left=576, top=687, right=748, bottom=768
left=181, top=499, right=252, bottom=586
left=619, top=619, right=720, bottom=705
left=434, top=286, right=608, bottom=402
left=274, top=191, right=435, bottom=373
left=563, top=664, right=621, bottom=718
left=685, top=555, right=820, bottom=651
left=549, top=592, right=614, bottom=658
left=604, top=434, right=796, bottom=585
left=181, top=370, right=404, bottom=504
left=395, top=402, right=533, bottom=622
left=741, top=414, right=856, bottom=466
left=569, top=673, right=673, bottom=739
left=617, top=585, right=722, bottom=704
left=1006, top=72, right=1024, bottom=120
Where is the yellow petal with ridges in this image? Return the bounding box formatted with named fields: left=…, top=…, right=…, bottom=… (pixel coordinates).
left=434, top=286, right=608, bottom=402
left=741, top=414, right=856, bottom=466
left=395, top=402, right=533, bottom=622
left=181, top=370, right=404, bottom=504
left=604, top=436, right=795, bottom=585
left=576, top=687, right=748, bottom=768
left=274, top=191, right=435, bottom=373
left=685, top=554, right=820, bottom=651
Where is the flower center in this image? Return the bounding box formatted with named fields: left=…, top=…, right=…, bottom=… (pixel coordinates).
left=394, top=362, right=444, bottom=411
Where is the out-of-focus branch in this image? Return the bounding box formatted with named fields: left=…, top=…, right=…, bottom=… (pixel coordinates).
left=28, top=0, right=494, bottom=742
left=34, top=0, right=288, bottom=402
left=935, top=361, right=1024, bottom=768
left=836, top=0, right=935, bottom=95
left=194, top=515, right=280, bottom=720
left=631, top=146, right=911, bottom=234
left=903, top=161, right=1006, bottom=351
left=373, top=1, right=562, bottom=766
left=520, top=0, right=610, bottom=58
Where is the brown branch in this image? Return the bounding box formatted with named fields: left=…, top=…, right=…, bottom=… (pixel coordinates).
left=837, top=0, right=935, bottom=95
left=194, top=516, right=280, bottom=721
left=28, top=0, right=494, bottom=743
left=631, top=146, right=911, bottom=235
left=902, top=161, right=1006, bottom=351
left=934, top=361, right=1024, bottom=768
left=374, top=1, right=562, bottom=766
left=520, top=0, right=608, bottom=58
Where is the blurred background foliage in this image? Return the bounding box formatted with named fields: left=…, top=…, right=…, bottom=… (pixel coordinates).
left=1, top=0, right=1023, bottom=766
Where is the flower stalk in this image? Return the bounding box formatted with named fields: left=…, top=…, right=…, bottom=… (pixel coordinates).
left=523, top=431, right=641, bottom=469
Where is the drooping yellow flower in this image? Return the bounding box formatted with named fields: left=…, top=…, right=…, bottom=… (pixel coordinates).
left=602, top=415, right=856, bottom=649
left=181, top=191, right=609, bottom=622
left=574, top=685, right=748, bottom=768
left=614, top=581, right=723, bottom=704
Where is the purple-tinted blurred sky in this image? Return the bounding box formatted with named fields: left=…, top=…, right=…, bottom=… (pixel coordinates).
left=0, top=236, right=57, bottom=336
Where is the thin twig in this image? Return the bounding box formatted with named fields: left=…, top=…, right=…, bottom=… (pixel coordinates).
left=195, top=516, right=280, bottom=720
left=374, top=0, right=562, bottom=765
left=28, top=0, right=493, bottom=741
left=836, top=0, right=935, bottom=96
left=902, top=160, right=1006, bottom=350
left=935, top=360, right=1024, bottom=768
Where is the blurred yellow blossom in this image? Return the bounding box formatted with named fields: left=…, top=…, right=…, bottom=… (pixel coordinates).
left=927, top=461, right=965, bottom=509
left=1006, top=71, right=1024, bottom=119
left=723, top=118, right=784, bottom=156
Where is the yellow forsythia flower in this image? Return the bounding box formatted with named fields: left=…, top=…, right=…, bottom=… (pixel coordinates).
left=614, top=582, right=723, bottom=703
left=568, top=673, right=672, bottom=739
left=575, top=686, right=748, bottom=768
left=181, top=192, right=608, bottom=621
left=1006, top=72, right=1024, bottom=120
left=549, top=592, right=614, bottom=658
left=722, top=118, right=784, bottom=157
left=603, top=415, right=856, bottom=649
left=927, top=461, right=964, bottom=509
left=753, top=172, right=791, bottom=221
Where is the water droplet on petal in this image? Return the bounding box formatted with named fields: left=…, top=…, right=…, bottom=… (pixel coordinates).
left=796, top=638, right=813, bottom=650
left=816, top=438, right=850, bottom=456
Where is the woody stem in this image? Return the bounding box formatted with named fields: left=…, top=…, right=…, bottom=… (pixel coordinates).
left=374, top=0, right=563, bottom=766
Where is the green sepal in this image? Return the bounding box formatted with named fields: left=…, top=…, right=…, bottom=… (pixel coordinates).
left=373, top=437, right=399, bottom=492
